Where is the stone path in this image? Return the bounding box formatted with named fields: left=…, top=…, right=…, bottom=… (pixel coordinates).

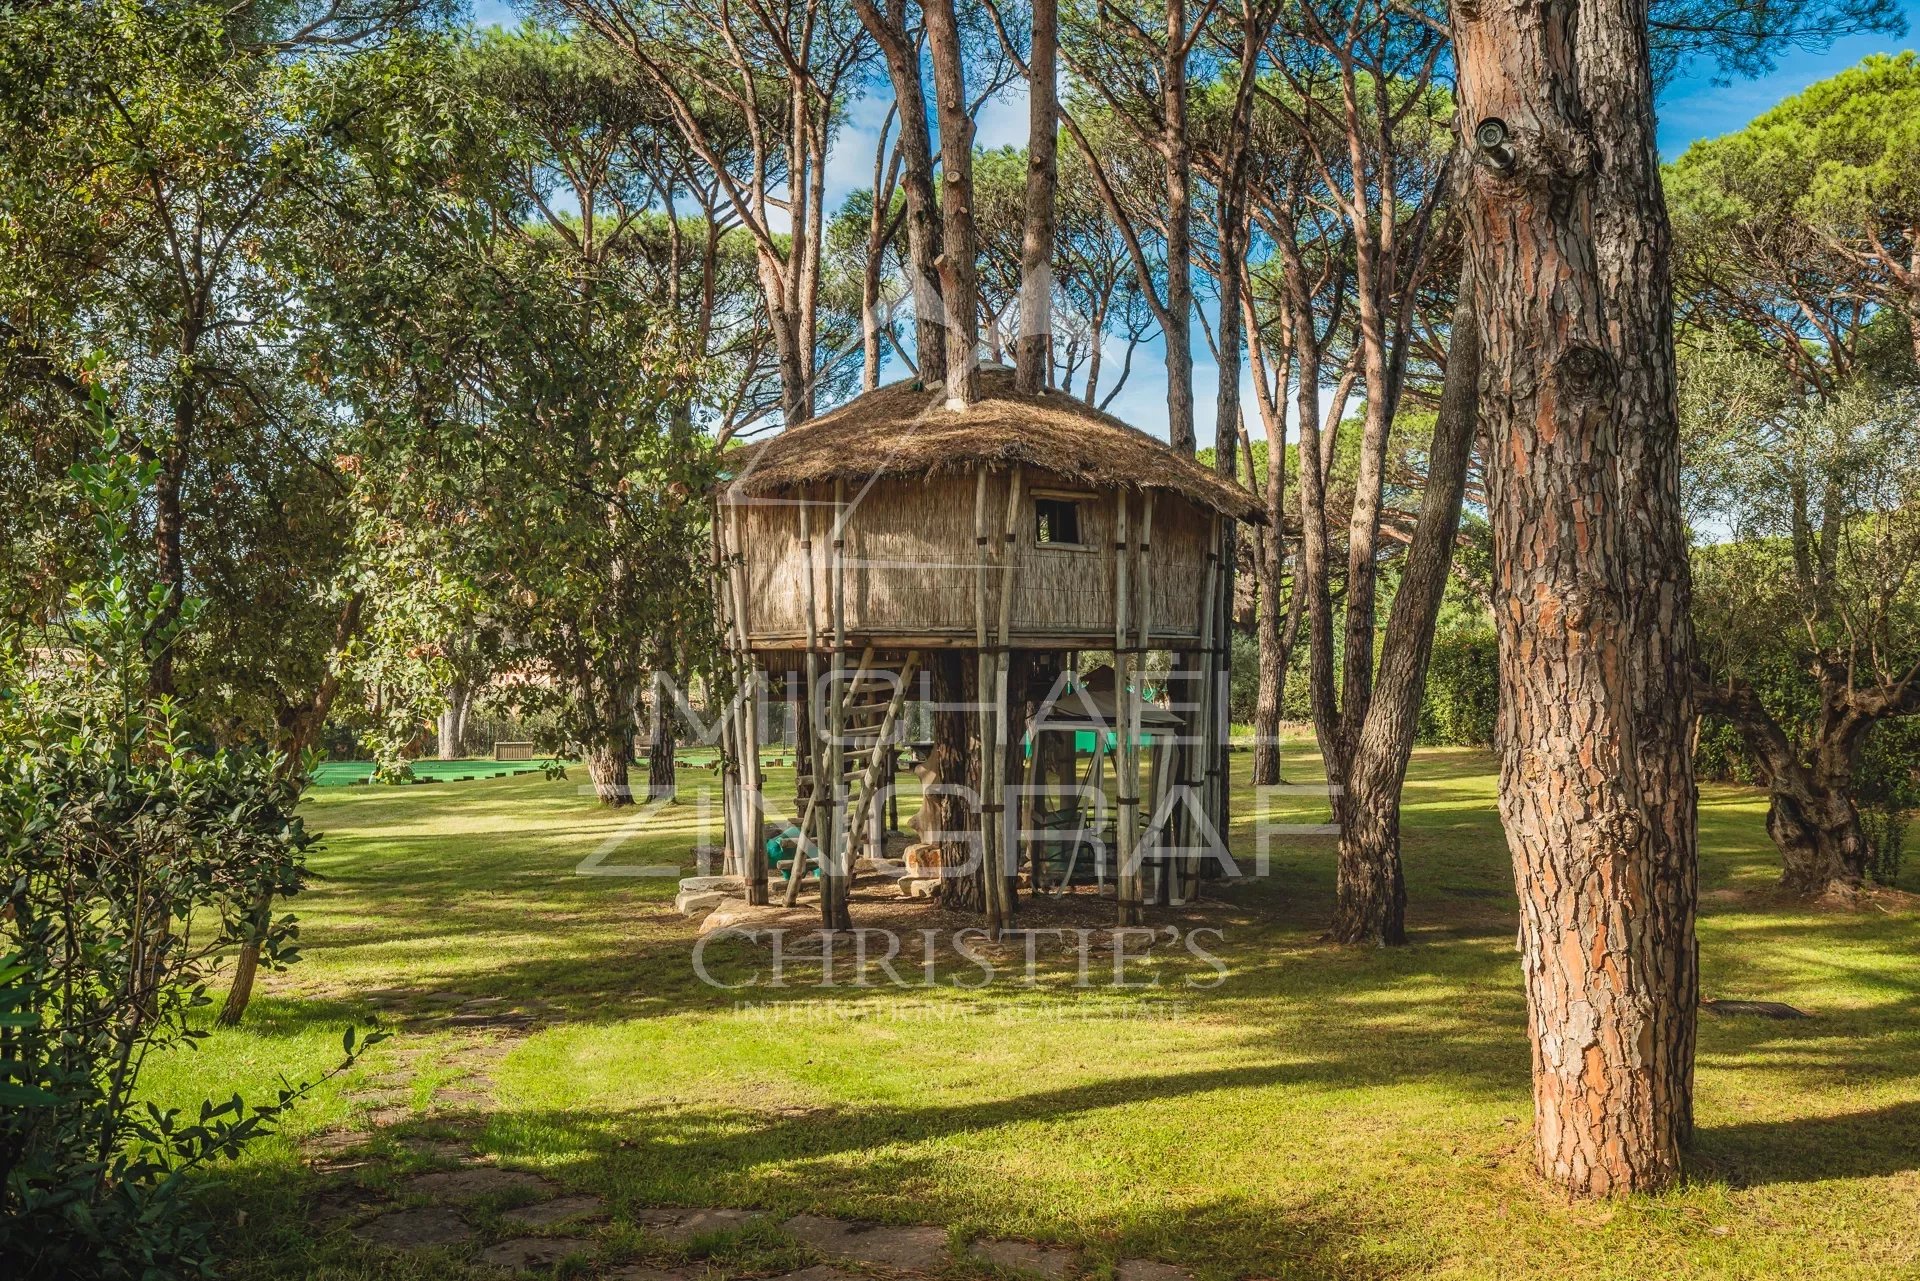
left=303, top=990, right=1195, bottom=1279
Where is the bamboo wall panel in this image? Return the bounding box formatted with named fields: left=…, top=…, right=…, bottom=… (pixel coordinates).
left=737, top=470, right=1212, bottom=647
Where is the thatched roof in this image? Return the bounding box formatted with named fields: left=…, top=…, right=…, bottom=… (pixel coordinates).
left=723, top=368, right=1265, bottom=523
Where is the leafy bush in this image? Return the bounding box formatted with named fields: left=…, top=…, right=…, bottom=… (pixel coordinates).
left=1419, top=624, right=1499, bottom=747
left=0, top=408, right=376, bottom=1278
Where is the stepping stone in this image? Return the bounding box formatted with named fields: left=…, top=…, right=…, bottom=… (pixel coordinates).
left=1702, top=998, right=1813, bottom=1019
left=305, top=1129, right=371, bottom=1156
left=636, top=1207, right=764, bottom=1242
left=676, top=888, right=733, bottom=915
left=679, top=874, right=745, bottom=893
left=312, top=1183, right=385, bottom=1224
left=358, top=1090, right=411, bottom=1108
left=435, top=1088, right=493, bottom=1108
left=353, top=1206, right=475, bottom=1249
left=404, top=1138, right=482, bottom=1163
left=502, top=1194, right=608, bottom=1227
left=767, top=1270, right=861, bottom=1281
left=446, top=1012, right=534, bottom=1030
left=406, top=1168, right=553, bottom=1203
left=973, top=1238, right=1078, bottom=1279
left=602, top=1269, right=694, bottom=1281
left=476, top=1237, right=582, bottom=1271
left=1116, top=1262, right=1193, bottom=1281
left=367, top=1106, right=412, bottom=1127
left=781, top=1215, right=949, bottom=1270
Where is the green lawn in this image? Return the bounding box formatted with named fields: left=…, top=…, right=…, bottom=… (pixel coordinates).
left=151, top=741, right=1920, bottom=1280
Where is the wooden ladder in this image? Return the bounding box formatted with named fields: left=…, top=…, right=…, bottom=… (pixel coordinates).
left=782, top=649, right=921, bottom=905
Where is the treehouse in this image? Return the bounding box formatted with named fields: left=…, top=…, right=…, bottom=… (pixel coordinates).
left=711, top=366, right=1263, bottom=928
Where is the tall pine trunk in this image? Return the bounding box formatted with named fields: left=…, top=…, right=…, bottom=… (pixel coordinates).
left=1016, top=0, right=1058, bottom=395
left=925, top=0, right=980, bottom=406
left=928, top=652, right=982, bottom=911
left=1331, top=282, right=1481, bottom=945
left=855, top=0, right=947, bottom=385
left=646, top=669, right=677, bottom=802
left=1453, top=0, right=1697, bottom=1196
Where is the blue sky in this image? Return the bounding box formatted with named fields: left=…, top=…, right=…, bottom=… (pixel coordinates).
left=471, top=1, right=1918, bottom=440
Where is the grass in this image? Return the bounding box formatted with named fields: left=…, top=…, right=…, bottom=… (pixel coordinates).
left=148, top=739, right=1920, bottom=1280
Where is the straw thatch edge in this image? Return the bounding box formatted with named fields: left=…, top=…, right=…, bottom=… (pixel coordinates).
left=723, top=369, right=1266, bottom=523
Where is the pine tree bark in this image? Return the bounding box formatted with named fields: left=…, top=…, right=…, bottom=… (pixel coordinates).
left=646, top=669, right=677, bottom=802
left=1332, top=281, right=1481, bottom=946
left=1015, top=0, right=1058, bottom=395
left=854, top=0, right=947, bottom=385
left=1452, top=0, right=1698, bottom=1196
left=924, top=0, right=980, bottom=405
left=929, top=651, right=982, bottom=911
left=1161, top=0, right=1195, bottom=454
left=587, top=735, right=633, bottom=808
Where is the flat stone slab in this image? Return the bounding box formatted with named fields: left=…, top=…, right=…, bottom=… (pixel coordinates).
left=304, top=1129, right=371, bottom=1155
left=403, top=1137, right=483, bottom=1163
left=782, top=1215, right=949, bottom=1270
left=675, top=888, right=734, bottom=915
left=1702, top=998, right=1813, bottom=1019
left=679, top=874, right=745, bottom=893
left=699, top=899, right=815, bottom=936
left=406, top=1167, right=553, bottom=1203
left=501, top=1194, right=608, bottom=1226
left=1116, top=1262, right=1194, bottom=1281
left=636, top=1206, right=764, bottom=1242
left=973, top=1238, right=1078, bottom=1278
left=476, top=1236, right=583, bottom=1271
left=353, top=1206, right=475, bottom=1249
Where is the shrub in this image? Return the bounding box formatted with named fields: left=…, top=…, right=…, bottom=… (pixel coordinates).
left=0, top=406, right=377, bottom=1278
left=1419, top=625, right=1499, bottom=747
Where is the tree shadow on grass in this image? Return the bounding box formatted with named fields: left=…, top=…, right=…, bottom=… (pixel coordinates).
left=1691, top=1099, right=1920, bottom=1187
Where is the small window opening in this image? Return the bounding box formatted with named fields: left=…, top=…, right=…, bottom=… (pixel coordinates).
left=1035, top=497, right=1083, bottom=546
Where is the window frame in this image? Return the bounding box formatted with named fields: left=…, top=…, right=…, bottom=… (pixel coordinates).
left=1031, top=488, right=1096, bottom=552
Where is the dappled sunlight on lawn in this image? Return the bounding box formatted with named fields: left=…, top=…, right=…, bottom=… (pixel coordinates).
left=148, top=741, right=1920, bottom=1281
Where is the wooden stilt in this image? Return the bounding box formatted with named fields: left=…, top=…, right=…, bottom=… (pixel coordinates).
left=993, top=466, right=1025, bottom=917
left=972, top=467, right=1002, bottom=936
left=726, top=500, right=768, bottom=905
left=1187, top=515, right=1222, bottom=902
left=1112, top=489, right=1140, bottom=926
left=825, top=478, right=852, bottom=931
left=792, top=489, right=825, bottom=909
left=710, top=497, right=744, bottom=878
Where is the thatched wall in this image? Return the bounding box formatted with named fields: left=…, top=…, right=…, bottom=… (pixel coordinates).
left=733, top=468, right=1212, bottom=649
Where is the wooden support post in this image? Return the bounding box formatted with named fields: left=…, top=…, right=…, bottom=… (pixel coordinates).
left=824, top=478, right=852, bottom=931
left=1135, top=492, right=1155, bottom=903
left=994, top=466, right=1025, bottom=914
left=1187, top=515, right=1222, bottom=902
left=1112, top=489, right=1141, bottom=926
left=710, top=497, right=744, bottom=878
left=791, top=489, right=825, bottom=908
left=726, top=500, right=768, bottom=905
left=1210, top=515, right=1232, bottom=870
